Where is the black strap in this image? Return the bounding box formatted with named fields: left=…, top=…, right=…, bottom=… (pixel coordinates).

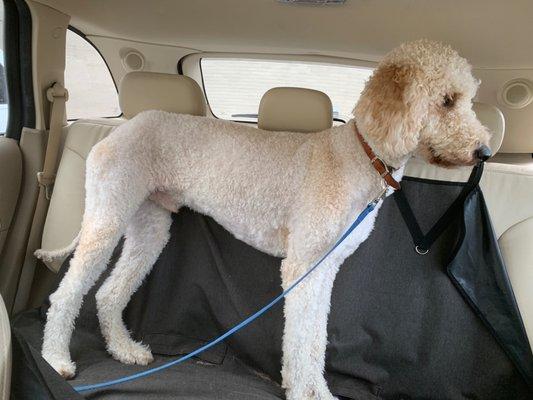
left=394, top=163, right=484, bottom=253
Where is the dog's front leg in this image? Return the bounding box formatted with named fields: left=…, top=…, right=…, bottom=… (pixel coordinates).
left=281, top=256, right=341, bottom=400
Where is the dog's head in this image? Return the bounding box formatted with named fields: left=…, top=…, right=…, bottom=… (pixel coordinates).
left=354, top=39, right=491, bottom=167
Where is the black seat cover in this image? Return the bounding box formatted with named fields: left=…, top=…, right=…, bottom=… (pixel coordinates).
left=11, top=176, right=533, bottom=399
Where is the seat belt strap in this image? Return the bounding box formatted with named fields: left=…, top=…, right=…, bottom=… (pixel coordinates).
left=37, top=82, right=68, bottom=200
left=12, top=84, right=69, bottom=312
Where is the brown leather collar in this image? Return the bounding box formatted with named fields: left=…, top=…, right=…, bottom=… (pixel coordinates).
left=354, top=122, right=401, bottom=191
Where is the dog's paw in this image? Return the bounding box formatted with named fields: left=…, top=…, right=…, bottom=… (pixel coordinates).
left=108, top=339, right=154, bottom=365
left=42, top=352, right=76, bottom=379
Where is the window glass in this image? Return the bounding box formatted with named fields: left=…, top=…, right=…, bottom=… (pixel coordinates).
left=201, top=58, right=374, bottom=123
left=65, top=29, right=120, bottom=119
left=0, top=2, right=8, bottom=134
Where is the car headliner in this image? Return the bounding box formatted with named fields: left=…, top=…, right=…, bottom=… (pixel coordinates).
left=34, top=0, right=533, bottom=69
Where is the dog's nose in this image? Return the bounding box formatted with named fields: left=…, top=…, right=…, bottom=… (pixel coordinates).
left=474, top=144, right=492, bottom=162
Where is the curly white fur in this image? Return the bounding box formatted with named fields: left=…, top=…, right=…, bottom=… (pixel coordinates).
left=37, top=40, right=490, bottom=399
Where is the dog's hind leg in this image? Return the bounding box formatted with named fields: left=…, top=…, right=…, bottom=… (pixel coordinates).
left=42, top=214, right=137, bottom=378
left=42, top=143, right=151, bottom=378
left=96, top=199, right=172, bottom=366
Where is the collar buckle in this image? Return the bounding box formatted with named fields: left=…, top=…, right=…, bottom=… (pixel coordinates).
left=354, top=122, right=401, bottom=191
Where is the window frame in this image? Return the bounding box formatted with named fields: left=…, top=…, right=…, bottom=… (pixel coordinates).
left=179, top=52, right=376, bottom=124
left=2, top=0, right=35, bottom=140
left=66, top=26, right=122, bottom=121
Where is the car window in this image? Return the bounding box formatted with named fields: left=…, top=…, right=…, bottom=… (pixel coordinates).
left=65, top=29, right=121, bottom=120
left=200, top=58, right=374, bottom=123
left=0, top=2, right=8, bottom=134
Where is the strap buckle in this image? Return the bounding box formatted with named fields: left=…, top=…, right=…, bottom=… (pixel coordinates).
left=37, top=171, right=55, bottom=200
left=371, top=156, right=391, bottom=182
left=370, top=155, right=395, bottom=177
left=46, top=83, right=69, bottom=103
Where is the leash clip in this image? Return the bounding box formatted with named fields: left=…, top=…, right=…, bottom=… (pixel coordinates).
left=370, top=185, right=388, bottom=207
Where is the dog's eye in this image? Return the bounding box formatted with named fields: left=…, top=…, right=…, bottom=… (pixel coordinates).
left=442, top=94, right=455, bottom=108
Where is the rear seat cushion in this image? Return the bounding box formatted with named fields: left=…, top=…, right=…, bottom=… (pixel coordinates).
left=499, top=217, right=533, bottom=349
left=258, top=87, right=332, bottom=132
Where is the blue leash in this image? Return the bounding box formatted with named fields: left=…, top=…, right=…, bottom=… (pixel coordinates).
left=73, top=200, right=378, bottom=393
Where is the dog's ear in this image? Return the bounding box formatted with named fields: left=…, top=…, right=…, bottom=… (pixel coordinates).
left=354, top=63, right=428, bottom=162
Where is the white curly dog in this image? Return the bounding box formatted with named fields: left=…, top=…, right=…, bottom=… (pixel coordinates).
left=37, top=40, right=491, bottom=399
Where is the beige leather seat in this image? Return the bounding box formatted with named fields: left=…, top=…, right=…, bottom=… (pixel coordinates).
left=39, top=73, right=206, bottom=272
left=405, top=102, right=533, bottom=348
left=0, top=294, right=10, bottom=400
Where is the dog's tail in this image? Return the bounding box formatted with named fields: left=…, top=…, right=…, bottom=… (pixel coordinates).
left=34, top=231, right=81, bottom=263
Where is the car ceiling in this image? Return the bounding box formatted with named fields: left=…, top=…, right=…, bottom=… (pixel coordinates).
left=35, top=0, right=533, bottom=68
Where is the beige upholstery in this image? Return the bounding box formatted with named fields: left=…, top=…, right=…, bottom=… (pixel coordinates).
left=472, top=102, right=505, bottom=154
left=0, top=294, right=10, bottom=400
left=258, top=87, right=332, bottom=133
left=499, top=217, right=533, bottom=344
left=482, top=163, right=533, bottom=347
left=120, top=72, right=206, bottom=119
left=406, top=103, right=533, bottom=349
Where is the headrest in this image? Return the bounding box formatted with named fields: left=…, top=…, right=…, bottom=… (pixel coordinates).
left=473, top=102, right=505, bottom=155
left=119, top=72, right=206, bottom=119
left=258, top=87, right=333, bottom=133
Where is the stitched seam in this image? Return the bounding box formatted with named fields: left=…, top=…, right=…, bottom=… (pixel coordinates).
left=499, top=216, right=533, bottom=239
left=485, top=169, right=533, bottom=177
left=63, top=145, right=88, bottom=161
left=70, top=119, right=123, bottom=128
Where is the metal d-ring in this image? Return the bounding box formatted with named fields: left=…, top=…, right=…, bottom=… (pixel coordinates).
left=415, top=245, right=429, bottom=255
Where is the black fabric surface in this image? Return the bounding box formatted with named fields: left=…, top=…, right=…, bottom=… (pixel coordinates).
left=447, top=187, right=533, bottom=387
left=11, top=177, right=533, bottom=399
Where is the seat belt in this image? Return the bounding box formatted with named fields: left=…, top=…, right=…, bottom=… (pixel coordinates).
left=12, top=83, right=68, bottom=313
left=37, top=82, right=69, bottom=200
